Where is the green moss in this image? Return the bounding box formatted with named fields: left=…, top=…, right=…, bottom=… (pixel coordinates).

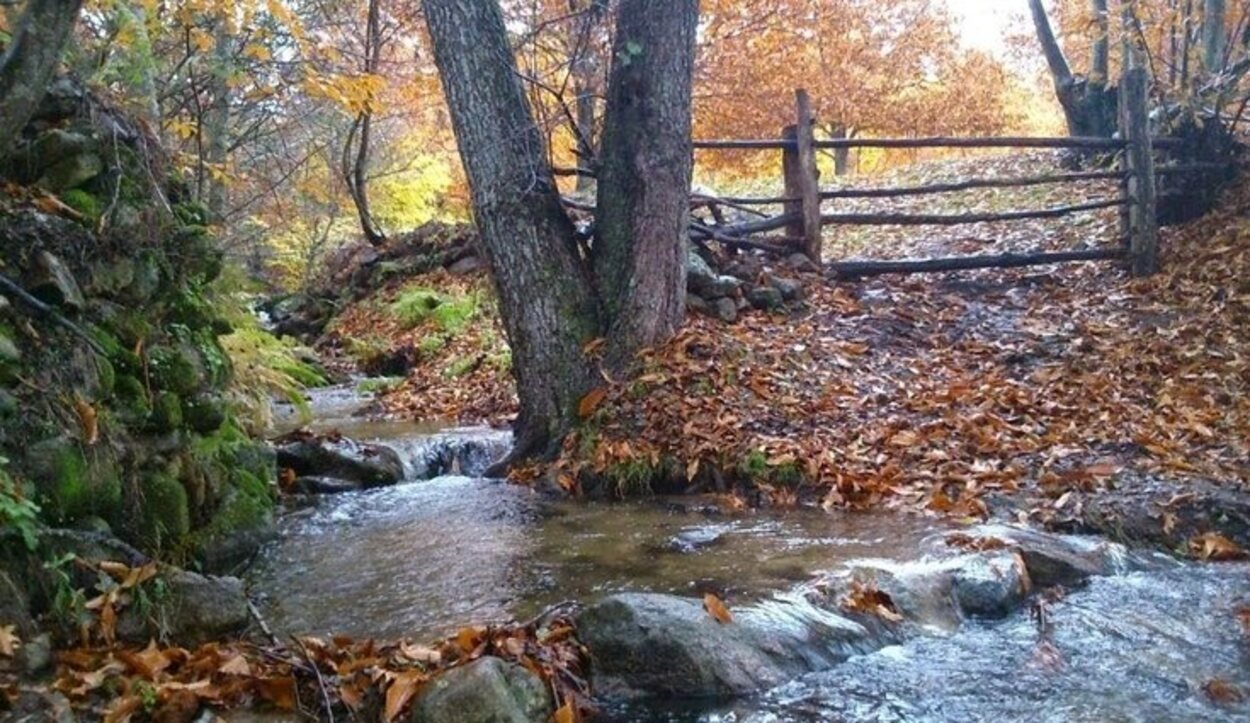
left=356, top=377, right=404, bottom=394
left=150, top=391, right=183, bottom=430
left=443, top=354, right=480, bottom=379
left=416, top=334, right=446, bottom=356
left=182, top=394, right=226, bottom=433
left=24, top=437, right=121, bottom=523
left=148, top=345, right=203, bottom=395
left=389, top=287, right=480, bottom=333
left=737, top=450, right=804, bottom=488
left=134, top=471, right=190, bottom=551
left=60, top=189, right=103, bottom=224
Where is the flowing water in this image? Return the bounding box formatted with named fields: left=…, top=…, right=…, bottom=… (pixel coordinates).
left=250, top=384, right=1250, bottom=721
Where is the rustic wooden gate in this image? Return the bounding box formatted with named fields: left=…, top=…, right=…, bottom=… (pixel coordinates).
left=688, top=68, right=1227, bottom=279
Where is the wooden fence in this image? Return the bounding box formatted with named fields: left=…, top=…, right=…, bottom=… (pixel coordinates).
left=688, top=68, right=1224, bottom=279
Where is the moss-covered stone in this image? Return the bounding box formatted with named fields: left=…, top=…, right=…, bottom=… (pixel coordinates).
left=149, top=345, right=204, bottom=395
left=87, top=257, right=135, bottom=296
left=182, top=394, right=226, bottom=433
left=150, top=391, right=183, bottom=430
left=23, top=436, right=122, bottom=523
left=134, top=471, right=190, bottom=551
left=124, top=250, right=164, bottom=303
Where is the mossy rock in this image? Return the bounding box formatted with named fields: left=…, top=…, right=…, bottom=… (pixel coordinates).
left=23, top=436, right=122, bottom=523
left=149, top=391, right=183, bottom=430
left=124, top=250, right=164, bottom=304
left=40, top=152, right=104, bottom=191
left=87, top=257, right=135, bottom=296
left=182, top=394, right=226, bottom=434
left=173, top=227, right=224, bottom=283
left=148, top=344, right=205, bottom=395
left=133, top=471, right=191, bottom=551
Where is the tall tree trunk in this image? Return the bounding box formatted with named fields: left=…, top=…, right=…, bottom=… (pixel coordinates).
left=1091, top=0, right=1110, bottom=82
left=569, top=0, right=606, bottom=194
left=0, top=0, right=85, bottom=158
left=343, top=0, right=385, bottom=245
left=424, top=0, right=697, bottom=465
left=423, top=0, right=604, bottom=460
left=593, top=0, right=697, bottom=365
left=1027, top=0, right=1117, bottom=137
left=204, top=20, right=232, bottom=221
left=1203, top=0, right=1227, bottom=73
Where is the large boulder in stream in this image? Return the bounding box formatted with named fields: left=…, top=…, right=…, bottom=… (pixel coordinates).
left=577, top=592, right=870, bottom=698
left=275, top=431, right=404, bottom=488
left=410, top=657, right=552, bottom=723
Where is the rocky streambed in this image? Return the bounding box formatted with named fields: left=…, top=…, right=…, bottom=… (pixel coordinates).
left=236, top=384, right=1250, bottom=722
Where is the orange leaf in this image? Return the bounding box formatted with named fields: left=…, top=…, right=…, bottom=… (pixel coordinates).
left=1189, top=533, right=1247, bottom=561
left=254, top=676, right=297, bottom=710
left=0, top=625, right=19, bottom=657
left=384, top=671, right=426, bottom=721
left=455, top=626, right=484, bottom=653
left=577, top=387, right=608, bottom=418
left=702, top=593, right=733, bottom=624
left=74, top=397, right=98, bottom=445
left=217, top=653, right=251, bottom=676
left=554, top=702, right=579, bottom=723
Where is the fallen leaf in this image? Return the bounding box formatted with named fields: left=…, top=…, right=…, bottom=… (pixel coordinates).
left=74, top=397, right=98, bottom=445
left=702, top=593, right=733, bottom=624
left=254, top=676, right=297, bottom=710
left=217, top=653, right=251, bottom=676
left=553, top=701, right=579, bottom=723
left=384, top=671, right=426, bottom=721
left=1203, top=678, right=1245, bottom=704
left=577, top=387, right=608, bottom=418
left=1189, top=533, right=1247, bottom=561
left=0, top=625, right=20, bottom=657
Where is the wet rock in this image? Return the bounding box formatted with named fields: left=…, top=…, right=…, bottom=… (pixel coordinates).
left=1068, top=480, right=1250, bottom=551
left=293, top=476, right=362, bottom=495
left=578, top=592, right=863, bottom=698
left=950, top=551, right=1030, bottom=619
left=969, top=524, right=1124, bottom=588
left=833, top=561, right=962, bottom=632
left=410, top=656, right=552, bottom=723
left=686, top=293, right=711, bottom=316
left=276, top=433, right=405, bottom=488
left=26, top=250, right=85, bottom=311
left=663, top=526, right=727, bottom=554
left=116, top=570, right=249, bottom=646
left=746, top=286, right=784, bottom=311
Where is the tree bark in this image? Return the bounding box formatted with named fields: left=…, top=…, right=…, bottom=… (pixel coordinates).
left=1091, top=0, right=1110, bottom=81
left=423, top=0, right=604, bottom=460
left=424, top=0, right=697, bottom=465
left=569, top=0, right=606, bottom=194
left=593, top=0, right=697, bottom=365
left=1027, top=0, right=1117, bottom=138
left=1203, top=0, right=1227, bottom=73
left=343, top=0, right=386, bottom=245
left=0, top=0, right=85, bottom=158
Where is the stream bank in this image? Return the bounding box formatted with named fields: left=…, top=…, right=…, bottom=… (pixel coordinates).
left=237, top=384, right=1250, bottom=722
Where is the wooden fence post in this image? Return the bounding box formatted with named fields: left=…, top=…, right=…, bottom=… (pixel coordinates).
left=782, top=90, right=821, bottom=262
left=1118, top=66, right=1158, bottom=276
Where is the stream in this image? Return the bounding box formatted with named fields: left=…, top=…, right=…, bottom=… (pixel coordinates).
left=250, top=383, right=1250, bottom=722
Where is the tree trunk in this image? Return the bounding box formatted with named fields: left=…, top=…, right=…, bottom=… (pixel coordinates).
left=0, top=0, right=85, bottom=158
left=1028, top=0, right=1117, bottom=138
left=343, top=0, right=385, bottom=245
left=423, top=0, right=697, bottom=466
left=423, top=0, right=604, bottom=460
left=593, top=0, right=697, bottom=365
left=204, top=20, right=232, bottom=221
left=1203, top=0, right=1227, bottom=73
left=1091, top=0, right=1110, bottom=82
left=569, top=0, right=606, bottom=194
